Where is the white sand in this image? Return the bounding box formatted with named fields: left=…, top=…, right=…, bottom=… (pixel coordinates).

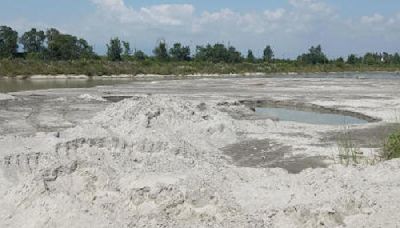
left=1, top=95, right=400, bottom=227
left=0, top=93, right=14, bottom=100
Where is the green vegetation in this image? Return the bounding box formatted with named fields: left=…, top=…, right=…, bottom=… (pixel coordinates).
left=0, top=26, right=18, bottom=58
left=336, top=124, right=400, bottom=166
left=0, top=25, right=400, bottom=77
left=107, top=38, right=123, bottom=61
left=337, top=130, right=361, bottom=166
left=263, top=45, right=274, bottom=62
left=382, top=130, right=400, bottom=160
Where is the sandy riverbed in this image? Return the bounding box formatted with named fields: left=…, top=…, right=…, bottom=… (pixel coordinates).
left=1, top=76, right=400, bottom=227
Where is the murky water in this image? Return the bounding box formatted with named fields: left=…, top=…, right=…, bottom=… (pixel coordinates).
left=0, top=78, right=136, bottom=93
left=1, top=72, right=399, bottom=93
left=256, top=107, right=368, bottom=125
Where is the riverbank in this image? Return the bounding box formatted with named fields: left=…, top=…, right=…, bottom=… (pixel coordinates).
left=1, top=59, right=400, bottom=78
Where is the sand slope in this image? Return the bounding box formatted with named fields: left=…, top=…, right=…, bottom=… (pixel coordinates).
left=1, top=95, right=400, bottom=227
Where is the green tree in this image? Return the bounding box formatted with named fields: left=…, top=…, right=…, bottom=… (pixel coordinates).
left=227, top=46, right=242, bottom=63
left=335, top=57, right=345, bottom=68
left=247, top=49, right=255, bottom=63
left=169, top=43, right=191, bottom=61
left=133, top=50, right=147, bottom=60
left=153, top=41, right=169, bottom=61
left=393, top=53, right=400, bottom=64
left=0, top=26, right=18, bottom=58
left=297, top=45, right=328, bottom=65
left=194, top=43, right=242, bottom=63
left=347, top=54, right=360, bottom=65
left=46, top=28, right=94, bottom=60
left=77, top=38, right=95, bottom=59
left=20, top=28, right=46, bottom=54
left=122, top=41, right=131, bottom=57
left=363, top=52, right=380, bottom=65
left=263, top=45, right=274, bottom=62
left=107, top=38, right=123, bottom=61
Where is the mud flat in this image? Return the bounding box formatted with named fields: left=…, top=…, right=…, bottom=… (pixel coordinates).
left=1, top=76, right=400, bottom=227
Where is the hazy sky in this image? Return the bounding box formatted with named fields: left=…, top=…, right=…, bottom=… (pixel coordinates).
left=1, top=0, right=400, bottom=58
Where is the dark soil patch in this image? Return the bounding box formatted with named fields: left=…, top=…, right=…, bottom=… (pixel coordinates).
left=221, top=139, right=329, bottom=174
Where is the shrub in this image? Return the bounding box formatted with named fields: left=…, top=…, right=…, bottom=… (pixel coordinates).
left=382, top=131, right=400, bottom=160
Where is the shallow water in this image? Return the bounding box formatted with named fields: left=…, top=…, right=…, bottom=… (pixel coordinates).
left=1, top=72, right=400, bottom=93
left=256, top=107, right=368, bottom=125
left=0, top=78, right=136, bottom=93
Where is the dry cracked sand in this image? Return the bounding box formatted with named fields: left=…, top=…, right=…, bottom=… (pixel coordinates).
left=1, top=76, right=400, bottom=227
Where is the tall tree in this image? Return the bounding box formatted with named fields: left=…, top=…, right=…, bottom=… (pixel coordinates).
left=194, top=43, right=242, bottom=63
left=122, top=41, right=131, bottom=57
left=20, top=28, right=46, bottom=53
left=263, top=45, right=274, bottom=62
left=297, top=45, right=328, bottom=64
left=107, top=38, right=123, bottom=61
left=363, top=52, right=381, bottom=65
left=133, top=50, right=147, bottom=60
left=393, top=53, right=400, bottom=64
left=0, top=26, right=18, bottom=58
left=77, top=38, right=95, bottom=59
left=153, top=41, right=169, bottom=61
left=169, top=43, right=191, bottom=61
left=46, top=28, right=94, bottom=60
left=247, top=49, right=255, bottom=63
left=347, top=54, right=359, bottom=65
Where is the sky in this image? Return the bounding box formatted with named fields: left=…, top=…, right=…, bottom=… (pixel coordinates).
left=1, top=0, right=400, bottom=58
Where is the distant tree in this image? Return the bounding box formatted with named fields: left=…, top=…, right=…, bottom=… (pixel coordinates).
left=20, top=28, right=46, bottom=54
left=77, top=38, right=95, bottom=59
left=46, top=28, right=77, bottom=60
left=247, top=49, right=255, bottom=63
left=347, top=54, right=360, bottom=65
left=382, top=52, right=391, bottom=64
left=0, top=25, right=18, bottom=58
left=297, top=45, right=328, bottom=65
left=133, top=50, right=147, bottom=60
left=122, top=41, right=131, bottom=57
left=194, top=43, right=242, bottom=63
left=169, top=43, right=191, bottom=61
left=335, top=57, right=345, bottom=68
left=227, top=46, right=242, bottom=63
left=393, top=53, right=400, bottom=64
left=363, top=52, right=381, bottom=65
left=46, top=28, right=94, bottom=60
left=335, top=57, right=344, bottom=63
left=107, top=37, right=123, bottom=61
left=263, top=45, right=274, bottom=62
left=153, top=41, right=169, bottom=61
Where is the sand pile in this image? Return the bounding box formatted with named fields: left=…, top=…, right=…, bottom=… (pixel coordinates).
left=0, top=96, right=251, bottom=227
left=78, top=94, right=107, bottom=102
left=1, top=95, right=400, bottom=227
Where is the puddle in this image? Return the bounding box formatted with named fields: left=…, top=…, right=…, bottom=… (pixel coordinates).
left=256, top=107, right=368, bottom=125
left=221, top=139, right=329, bottom=174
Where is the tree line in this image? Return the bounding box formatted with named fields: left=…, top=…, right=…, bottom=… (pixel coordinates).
left=1, top=25, right=400, bottom=65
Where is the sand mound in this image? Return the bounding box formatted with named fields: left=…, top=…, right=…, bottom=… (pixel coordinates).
left=0, top=96, right=249, bottom=227
left=1, top=95, right=400, bottom=227
left=78, top=94, right=107, bottom=102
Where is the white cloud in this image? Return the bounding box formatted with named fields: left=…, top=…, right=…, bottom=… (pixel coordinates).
left=6, top=0, right=399, bottom=57
left=264, top=9, right=286, bottom=21
left=289, top=0, right=333, bottom=14
left=361, top=13, right=385, bottom=24
left=90, top=0, right=194, bottom=26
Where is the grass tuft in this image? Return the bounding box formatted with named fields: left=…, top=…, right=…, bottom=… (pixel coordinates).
left=382, top=130, right=400, bottom=160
